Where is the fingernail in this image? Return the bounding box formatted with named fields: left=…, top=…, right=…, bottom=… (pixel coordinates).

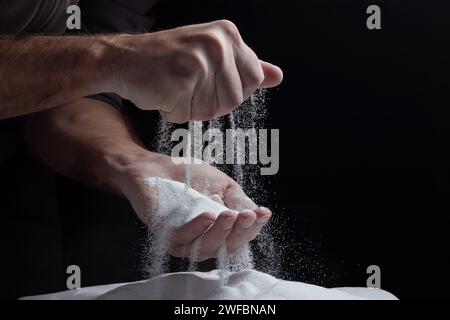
left=257, top=215, right=270, bottom=224
left=240, top=209, right=255, bottom=215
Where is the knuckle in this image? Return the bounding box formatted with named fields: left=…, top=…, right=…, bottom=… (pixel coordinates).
left=250, top=68, right=265, bottom=87
left=173, top=48, right=208, bottom=80
left=201, top=211, right=217, bottom=220
left=198, top=31, right=227, bottom=65
left=215, top=20, right=240, bottom=42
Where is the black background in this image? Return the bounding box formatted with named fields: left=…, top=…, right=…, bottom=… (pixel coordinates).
left=1, top=0, right=450, bottom=300
left=154, top=0, right=450, bottom=299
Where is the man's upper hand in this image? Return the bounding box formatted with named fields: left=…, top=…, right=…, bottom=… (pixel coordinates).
left=101, top=20, right=283, bottom=123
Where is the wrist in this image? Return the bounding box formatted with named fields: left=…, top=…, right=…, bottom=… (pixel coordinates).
left=73, top=36, right=115, bottom=95
left=100, top=147, right=176, bottom=196
left=95, top=34, right=140, bottom=97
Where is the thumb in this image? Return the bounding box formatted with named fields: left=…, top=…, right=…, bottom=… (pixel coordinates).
left=259, top=60, right=283, bottom=88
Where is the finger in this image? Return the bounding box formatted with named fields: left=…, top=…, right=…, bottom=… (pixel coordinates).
left=169, top=243, right=191, bottom=258
left=158, top=91, right=190, bottom=123
left=214, top=45, right=244, bottom=118
left=210, top=194, right=225, bottom=205
left=224, top=183, right=257, bottom=211
left=234, top=44, right=265, bottom=99
left=226, top=209, right=257, bottom=253
left=255, top=206, right=272, bottom=224
left=246, top=207, right=272, bottom=240
left=160, top=103, right=189, bottom=124
left=171, top=212, right=216, bottom=247
left=190, top=58, right=218, bottom=121
left=223, top=208, right=271, bottom=256
left=259, top=60, right=283, bottom=88
left=197, top=210, right=238, bottom=260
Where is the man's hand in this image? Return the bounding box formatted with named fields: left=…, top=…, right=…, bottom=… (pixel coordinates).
left=111, top=154, right=272, bottom=261
left=101, top=20, right=283, bottom=123
left=27, top=99, right=272, bottom=261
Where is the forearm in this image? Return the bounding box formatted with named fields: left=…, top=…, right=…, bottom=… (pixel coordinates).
left=0, top=36, right=111, bottom=119
left=25, top=98, right=173, bottom=194
left=1, top=21, right=283, bottom=122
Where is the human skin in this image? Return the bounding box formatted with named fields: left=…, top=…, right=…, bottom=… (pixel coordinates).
left=0, top=20, right=282, bottom=121
left=26, top=98, right=272, bottom=261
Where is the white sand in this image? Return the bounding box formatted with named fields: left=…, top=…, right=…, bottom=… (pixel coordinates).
left=22, top=269, right=397, bottom=300
left=144, top=177, right=230, bottom=227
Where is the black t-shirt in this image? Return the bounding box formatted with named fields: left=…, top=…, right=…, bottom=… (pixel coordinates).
left=0, top=0, right=157, bottom=34
left=0, top=0, right=79, bottom=35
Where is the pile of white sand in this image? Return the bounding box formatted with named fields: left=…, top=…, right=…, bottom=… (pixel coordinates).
left=22, top=269, right=397, bottom=300
left=99, top=269, right=397, bottom=300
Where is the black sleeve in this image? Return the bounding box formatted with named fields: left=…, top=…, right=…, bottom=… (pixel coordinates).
left=0, top=0, right=70, bottom=35
left=85, top=93, right=124, bottom=111
left=78, top=0, right=158, bottom=110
